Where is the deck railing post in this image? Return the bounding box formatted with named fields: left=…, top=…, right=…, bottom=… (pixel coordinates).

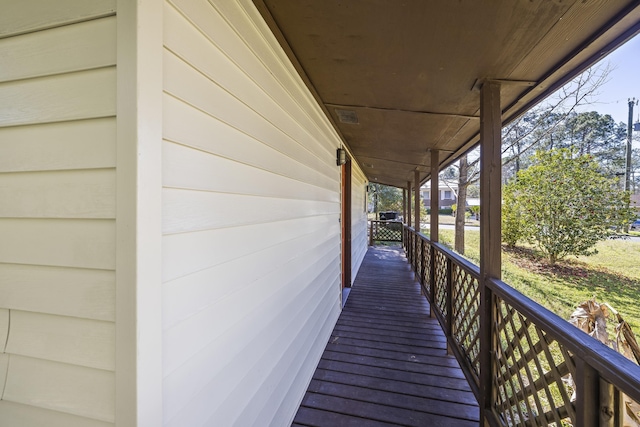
left=412, top=231, right=417, bottom=271
left=445, top=256, right=453, bottom=353
left=369, top=220, right=373, bottom=246
left=575, top=358, right=599, bottom=427
left=429, top=244, right=436, bottom=317
left=479, top=282, right=496, bottom=425
left=600, top=378, right=623, bottom=426
left=420, top=238, right=426, bottom=286
left=407, top=229, right=412, bottom=265
left=479, top=80, right=502, bottom=425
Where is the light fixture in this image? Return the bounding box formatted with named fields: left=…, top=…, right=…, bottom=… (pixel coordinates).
left=336, top=148, right=347, bottom=166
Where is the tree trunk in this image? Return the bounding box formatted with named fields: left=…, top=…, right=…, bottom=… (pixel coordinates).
left=455, top=155, right=468, bottom=254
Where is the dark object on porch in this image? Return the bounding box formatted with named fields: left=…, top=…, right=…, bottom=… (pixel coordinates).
left=378, top=211, right=398, bottom=221
left=292, top=246, right=479, bottom=426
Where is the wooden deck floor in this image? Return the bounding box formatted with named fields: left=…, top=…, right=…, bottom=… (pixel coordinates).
left=292, top=245, right=479, bottom=427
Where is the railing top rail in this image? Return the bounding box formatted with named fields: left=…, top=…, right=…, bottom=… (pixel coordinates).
left=488, top=276, right=640, bottom=403
left=405, top=225, right=480, bottom=277
left=431, top=241, right=480, bottom=277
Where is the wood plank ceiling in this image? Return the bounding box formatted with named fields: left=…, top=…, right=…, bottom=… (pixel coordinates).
left=253, top=0, right=640, bottom=188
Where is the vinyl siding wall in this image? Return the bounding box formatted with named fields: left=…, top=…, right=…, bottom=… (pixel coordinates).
left=351, top=166, right=368, bottom=277
left=0, top=1, right=117, bottom=426
left=161, top=0, right=361, bottom=425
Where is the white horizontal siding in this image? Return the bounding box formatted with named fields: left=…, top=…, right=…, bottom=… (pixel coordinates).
left=0, top=0, right=115, bottom=38
left=0, top=169, right=116, bottom=219
left=163, top=94, right=337, bottom=193
left=163, top=50, right=334, bottom=182
left=3, top=355, right=115, bottom=422
left=163, top=221, right=333, bottom=329
left=0, top=68, right=116, bottom=128
left=0, top=16, right=116, bottom=83
left=5, top=310, right=115, bottom=371
left=166, top=260, right=340, bottom=427
left=161, top=0, right=349, bottom=425
left=0, top=219, right=115, bottom=270
left=0, top=118, right=116, bottom=173
left=163, top=140, right=337, bottom=204
left=165, top=0, right=339, bottom=154
left=163, top=230, right=339, bottom=376
left=0, top=263, right=114, bottom=321
left=351, top=166, right=369, bottom=277
left=0, top=401, right=113, bottom=427
left=164, top=188, right=338, bottom=234
left=0, top=6, right=116, bottom=425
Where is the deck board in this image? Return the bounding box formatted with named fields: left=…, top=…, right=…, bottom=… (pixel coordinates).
left=292, top=245, right=479, bottom=426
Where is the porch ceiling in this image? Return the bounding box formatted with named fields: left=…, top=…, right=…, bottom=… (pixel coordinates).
left=253, top=0, right=640, bottom=189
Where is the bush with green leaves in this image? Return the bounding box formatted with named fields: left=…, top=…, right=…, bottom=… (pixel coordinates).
left=502, top=148, right=634, bottom=264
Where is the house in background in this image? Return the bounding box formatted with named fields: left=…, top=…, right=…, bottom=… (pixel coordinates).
left=421, top=182, right=457, bottom=209
left=1, top=0, right=638, bottom=426
left=631, top=193, right=640, bottom=216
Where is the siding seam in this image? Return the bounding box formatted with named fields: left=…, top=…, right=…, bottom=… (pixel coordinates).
left=1, top=354, right=10, bottom=399
left=2, top=309, right=9, bottom=353
left=0, top=12, right=117, bottom=41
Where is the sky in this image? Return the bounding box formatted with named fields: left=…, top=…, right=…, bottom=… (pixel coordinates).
left=574, top=34, right=640, bottom=131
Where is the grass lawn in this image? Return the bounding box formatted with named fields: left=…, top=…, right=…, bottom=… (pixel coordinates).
left=428, top=214, right=480, bottom=226
left=424, top=228, right=640, bottom=335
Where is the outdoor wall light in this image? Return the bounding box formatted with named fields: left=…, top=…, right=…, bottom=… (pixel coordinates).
left=336, top=148, right=347, bottom=166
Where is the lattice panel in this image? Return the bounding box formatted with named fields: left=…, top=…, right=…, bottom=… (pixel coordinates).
left=419, top=240, right=428, bottom=285
left=422, top=243, right=432, bottom=295
left=415, top=239, right=422, bottom=284
left=492, top=296, right=576, bottom=426
left=433, top=250, right=448, bottom=316
left=451, top=265, right=480, bottom=383
left=373, top=222, right=403, bottom=242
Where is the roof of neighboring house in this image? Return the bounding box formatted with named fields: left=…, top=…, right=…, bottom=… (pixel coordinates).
left=421, top=182, right=457, bottom=191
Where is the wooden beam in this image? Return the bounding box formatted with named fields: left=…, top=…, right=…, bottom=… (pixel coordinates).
left=479, top=81, right=502, bottom=279
left=479, top=80, right=502, bottom=426
left=407, top=180, right=412, bottom=228
left=414, top=170, right=420, bottom=232
left=430, top=151, right=439, bottom=242
left=402, top=188, right=407, bottom=224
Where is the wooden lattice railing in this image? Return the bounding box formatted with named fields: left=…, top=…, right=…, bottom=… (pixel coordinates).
left=368, top=220, right=403, bottom=245
left=402, top=225, right=640, bottom=427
